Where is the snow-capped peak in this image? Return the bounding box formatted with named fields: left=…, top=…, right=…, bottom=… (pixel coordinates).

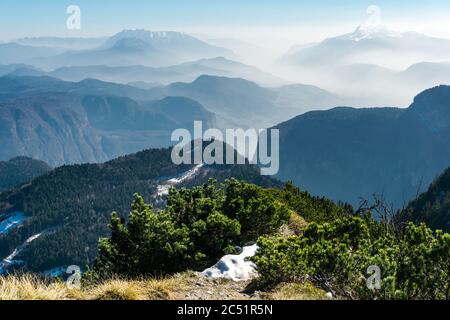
left=342, top=25, right=401, bottom=42
left=101, top=29, right=190, bottom=49
left=113, top=29, right=175, bottom=40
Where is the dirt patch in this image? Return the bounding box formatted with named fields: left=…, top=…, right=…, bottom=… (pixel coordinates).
left=173, top=272, right=263, bottom=300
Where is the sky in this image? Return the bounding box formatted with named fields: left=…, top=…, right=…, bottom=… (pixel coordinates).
left=1, top=0, right=450, bottom=47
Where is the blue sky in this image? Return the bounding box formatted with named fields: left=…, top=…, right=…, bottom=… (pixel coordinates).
left=1, top=1, right=450, bottom=43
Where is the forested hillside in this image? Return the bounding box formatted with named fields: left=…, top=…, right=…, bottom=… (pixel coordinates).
left=275, top=85, right=450, bottom=208
left=0, top=76, right=215, bottom=165
left=0, top=157, right=51, bottom=192
left=404, top=166, right=450, bottom=232
left=0, top=146, right=279, bottom=272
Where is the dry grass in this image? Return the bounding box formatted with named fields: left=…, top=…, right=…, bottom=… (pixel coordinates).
left=87, top=280, right=151, bottom=300
left=279, top=210, right=308, bottom=237
left=262, top=282, right=332, bottom=300
left=288, top=211, right=308, bottom=234
left=0, top=273, right=188, bottom=301
left=0, top=274, right=73, bottom=300
left=0, top=273, right=330, bottom=301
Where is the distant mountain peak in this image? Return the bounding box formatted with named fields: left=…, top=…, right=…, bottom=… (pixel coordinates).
left=103, top=29, right=191, bottom=49
left=412, top=85, right=450, bottom=105
left=114, top=29, right=186, bottom=40
left=90, top=29, right=235, bottom=65
left=192, top=74, right=256, bottom=87
left=340, top=25, right=401, bottom=42
left=110, top=37, right=155, bottom=51
left=408, top=85, right=450, bottom=132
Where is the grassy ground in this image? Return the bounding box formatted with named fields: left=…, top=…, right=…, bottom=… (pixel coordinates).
left=0, top=271, right=330, bottom=300
left=0, top=273, right=183, bottom=300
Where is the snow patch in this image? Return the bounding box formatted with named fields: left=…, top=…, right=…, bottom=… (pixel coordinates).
left=0, top=212, right=28, bottom=235
left=4, top=232, right=42, bottom=263
left=202, top=244, right=258, bottom=282
left=343, top=25, right=401, bottom=42
left=0, top=231, right=46, bottom=274
left=156, top=164, right=204, bottom=197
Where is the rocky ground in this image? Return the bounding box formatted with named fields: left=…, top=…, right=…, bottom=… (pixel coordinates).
left=173, top=272, right=261, bottom=300
left=170, top=272, right=331, bottom=300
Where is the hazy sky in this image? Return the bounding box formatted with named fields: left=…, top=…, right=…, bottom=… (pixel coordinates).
left=1, top=0, right=450, bottom=47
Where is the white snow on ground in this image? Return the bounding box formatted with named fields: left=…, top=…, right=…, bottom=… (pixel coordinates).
left=4, top=232, right=42, bottom=263
left=0, top=232, right=44, bottom=274
left=156, top=163, right=204, bottom=197
left=0, top=212, right=28, bottom=235
left=202, top=244, right=259, bottom=282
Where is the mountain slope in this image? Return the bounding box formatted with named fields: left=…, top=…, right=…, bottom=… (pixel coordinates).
left=0, top=93, right=109, bottom=165
left=274, top=85, right=450, bottom=208
left=49, top=57, right=283, bottom=87
left=0, top=43, right=63, bottom=65
left=150, top=75, right=345, bottom=128
left=158, top=75, right=276, bottom=127
left=0, top=76, right=215, bottom=165
left=329, top=61, right=450, bottom=106
left=278, top=25, right=450, bottom=106
left=0, top=75, right=154, bottom=102
left=0, top=64, right=44, bottom=77
left=404, top=166, right=450, bottom=232
left=37, top=30, right=235, bottom=69
left=281, top=25, right=450, bottom=70
left=0, top=74, right=344, bottom=165
left=0, top=157, right=51, bottom=192
left=15, top=37, right=107, bottom=50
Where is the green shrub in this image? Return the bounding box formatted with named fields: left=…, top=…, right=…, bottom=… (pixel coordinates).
left=270, top=182, right=353, bottom=223
left=94, top=195, right=194, bottom=278
left=91, top=179, right=291, bottom=279
left=222, top=179, right=290, bottom=241
left=252, top=217, right=450, bottom=300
